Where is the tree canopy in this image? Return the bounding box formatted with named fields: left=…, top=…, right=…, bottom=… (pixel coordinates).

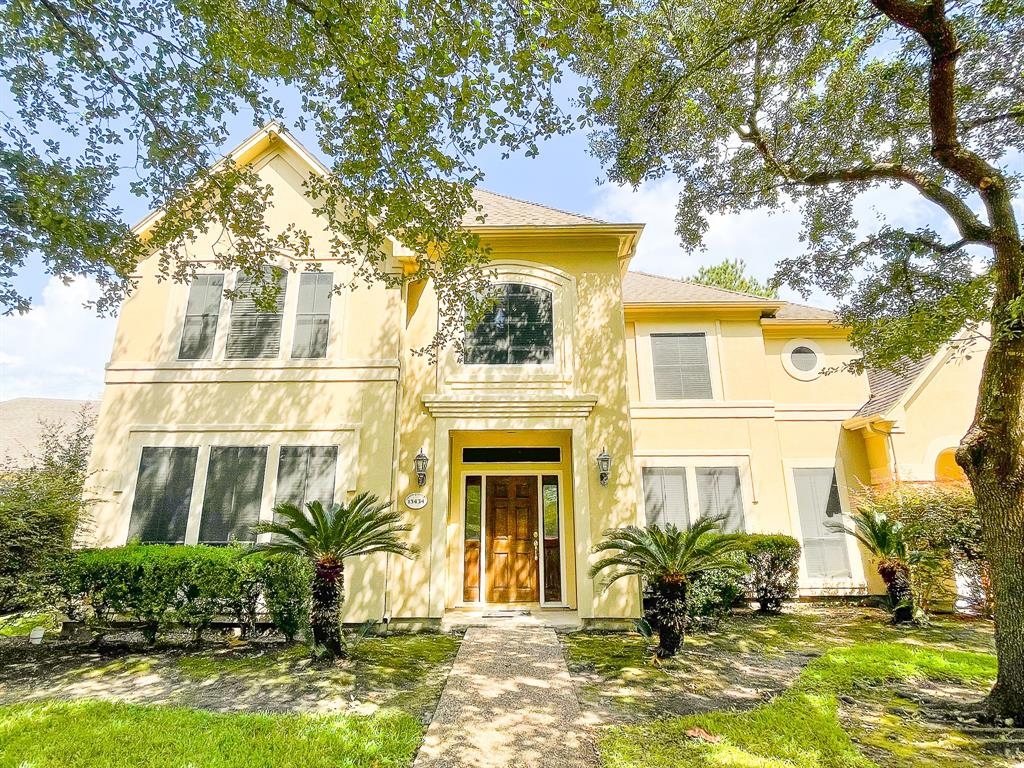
left=687, top=258, right=778, bottom=297
left=1, top=0, right=568, bottom=345
left=559, top=0, right=1022, bottom=371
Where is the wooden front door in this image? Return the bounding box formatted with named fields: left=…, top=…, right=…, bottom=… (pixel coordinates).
left=485, top=476, right=539, bottom=603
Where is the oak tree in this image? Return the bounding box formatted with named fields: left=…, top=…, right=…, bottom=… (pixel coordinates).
left=558, top=0, right=1023, bottom=718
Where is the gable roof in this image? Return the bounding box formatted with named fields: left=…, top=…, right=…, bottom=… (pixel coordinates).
left=465, top=189, right=605, bottom=227
left=853, top=357, right=932, bottom=418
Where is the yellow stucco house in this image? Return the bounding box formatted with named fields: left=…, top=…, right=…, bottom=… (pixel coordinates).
left=83, top=124, right=983, bottom=628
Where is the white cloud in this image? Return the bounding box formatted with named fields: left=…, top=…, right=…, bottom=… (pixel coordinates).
left=0, top=278, right=116, bottom=401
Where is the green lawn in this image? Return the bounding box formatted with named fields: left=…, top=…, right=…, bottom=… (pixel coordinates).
left=598, top=641, right=996, bottom=768
left=0, top=700, right=421, bottom=768
left=564, top=606, right=1005, bottom=768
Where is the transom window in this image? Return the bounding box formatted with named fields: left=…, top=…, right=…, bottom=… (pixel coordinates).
left=464, top=283, right=553, bottom=365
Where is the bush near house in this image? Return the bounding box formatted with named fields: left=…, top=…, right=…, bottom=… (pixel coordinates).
left=739, top=534, right=801, bottom=614
left=60, top=545, right=311, bottom=643
left=0, top=410, right=95, bottom=613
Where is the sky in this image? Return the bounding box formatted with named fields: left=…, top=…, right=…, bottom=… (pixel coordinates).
left=1, top=105, right=1021, bottom=402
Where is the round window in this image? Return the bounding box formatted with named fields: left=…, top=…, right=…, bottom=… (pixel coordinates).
left=790, top=345, right=818, bottom=372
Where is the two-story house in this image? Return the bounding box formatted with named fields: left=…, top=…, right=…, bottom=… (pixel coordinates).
left=83, top=123, right=984, bottom=628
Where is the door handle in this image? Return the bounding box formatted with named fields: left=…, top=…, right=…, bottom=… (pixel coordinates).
left=533, top=531, right=539, bottom=560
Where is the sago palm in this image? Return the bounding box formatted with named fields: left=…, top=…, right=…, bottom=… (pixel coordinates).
left=590, top=518, right=744, bottom=658
left=832, top=510, right=913, bottom=624
left=250, top=493, right=418, bottom=657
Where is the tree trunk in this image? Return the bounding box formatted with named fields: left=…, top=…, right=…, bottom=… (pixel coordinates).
left=959, top=291, right=1024, bottom=721
left=311, top=561, right=344, bottom=658
left=878, top=560, right=914, bottom=624
left=957, top=180, right=1024, bottom=723
left=653, top=579, right=688, bottom=658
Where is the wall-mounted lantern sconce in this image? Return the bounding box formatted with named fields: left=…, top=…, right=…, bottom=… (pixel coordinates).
left=596, top=447, right=611, bottom=487
left=414, top=448, right=429, bottom=487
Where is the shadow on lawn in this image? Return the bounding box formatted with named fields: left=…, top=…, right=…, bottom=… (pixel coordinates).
left=0, top=631, right=460, bottom=721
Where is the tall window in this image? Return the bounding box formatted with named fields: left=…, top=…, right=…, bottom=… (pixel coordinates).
left=198, top=446, right=268, bottom=544
left=275, top=446, right=338, bottom=510
left=642, top=467, right=689, bottom=529
left=793, top=467, right=851, bottom=578
left=542, top=475, right=562, bottom=603
left=463, top=476, right=482, bottom=602
left=291, top=272, right=332, bottom=358
left=651, top=333, right=713, bottom=399
left=127, top=447, right=199, bottom=543
left=465, top=283, right=553, bottom=364
left=178, top=275, right=224, bottom=360
left=696, top=466, right=745, bottom=532
left=226, top=267, right=287, bottom=359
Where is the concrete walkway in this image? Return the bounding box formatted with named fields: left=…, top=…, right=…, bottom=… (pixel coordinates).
left=414, top=626, right=599, bottom=768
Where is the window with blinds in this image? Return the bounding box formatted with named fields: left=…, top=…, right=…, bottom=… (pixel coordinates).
left=226, top=267, right=287, bottom=359
left=464, top=283, right=553, bottom=365
left=127, top=447, right=199, bottom=543
left=198, top=446, right=268, bottom=544
left=793, top=467, right=851, bottom=578
left=291, top=272, right=332, bottom=358
left=275, top=446, right=338, bottom=510
left=651, top=333, right=713, bottom=399
left=695, top=466, right=745, bottom=532
left=642, top=467, right=690, bottom=529
left=178, top=275, right=224, bottom=360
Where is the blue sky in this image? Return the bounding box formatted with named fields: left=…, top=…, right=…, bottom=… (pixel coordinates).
left=1, top=107, right=1021, bottom=402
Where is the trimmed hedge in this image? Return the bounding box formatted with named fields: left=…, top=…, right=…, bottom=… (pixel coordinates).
left=738, top=534, right=801, bottom=614
left=60, top=545, right=311, bottom=643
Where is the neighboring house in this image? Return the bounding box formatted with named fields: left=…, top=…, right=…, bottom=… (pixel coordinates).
left=82, top=123, right=983, bottom=627
left=1, top=398, right=98, bottom=466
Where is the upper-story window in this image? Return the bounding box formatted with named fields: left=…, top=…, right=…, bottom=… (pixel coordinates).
left=178, top=275, right=224, bottom=360
left=226, top=267, right=287, bottom=359
left=291, top=272, right=333, bottom=359
left=651, top=333, right=713, bottom=399
left=464, top=283, right=553, bottom=365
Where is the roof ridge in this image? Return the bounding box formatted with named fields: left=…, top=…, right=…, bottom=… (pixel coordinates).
left=473, top=187, right=606, bottom=224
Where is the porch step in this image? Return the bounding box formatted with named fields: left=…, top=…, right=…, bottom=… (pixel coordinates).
left=441, top=608, right=582, bottom=632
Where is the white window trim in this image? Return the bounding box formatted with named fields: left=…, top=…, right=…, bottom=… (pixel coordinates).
left=634, top=454, right=753, bottom=531
left=442, top=261, right=576, bottom=391
left=635, top=320, right=724, bottom=403
left=782, top=458, right=868, bottom=590
left=119, top=427, right=359, bottom=546
left=781, top=338, right=824, bottom=382
left=165, top=264, right=347, bottom=365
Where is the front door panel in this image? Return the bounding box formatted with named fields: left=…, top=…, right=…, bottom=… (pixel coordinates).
left=486, top=476, right=538, bottom=602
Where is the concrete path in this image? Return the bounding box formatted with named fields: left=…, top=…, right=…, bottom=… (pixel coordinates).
left=414, top=626, right=599, bottom=768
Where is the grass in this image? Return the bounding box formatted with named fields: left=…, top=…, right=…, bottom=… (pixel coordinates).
left=0, top=611, right=61, bottom=638
left=598, top=642, right=997, bottom=768
left=0, top=700, right=421, bottom=768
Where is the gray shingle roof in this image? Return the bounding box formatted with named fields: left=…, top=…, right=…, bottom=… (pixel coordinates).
left=622, top=271, right=782, bottom=305
left=853, top=357, right=932, bottom=418
left=621, top=272, right=836, bottom=324
left=463, top=189, right=605, bottom=227
left=0, top=398, right=98, bottom=467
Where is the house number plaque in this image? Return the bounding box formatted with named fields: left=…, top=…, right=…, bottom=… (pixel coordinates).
left=405, top=492, right=428, bottom=510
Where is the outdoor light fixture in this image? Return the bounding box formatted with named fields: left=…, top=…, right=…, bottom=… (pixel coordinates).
left=414, top=448, right=429, bottom=487
left=596, top=447, right=611, bottom=486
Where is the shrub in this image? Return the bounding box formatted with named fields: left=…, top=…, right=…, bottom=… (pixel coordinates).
left=0, top=410, right=95, bottom=612
left=739, top=534, right=801, bottom=613
left=685, top=551, right=747, bottom=629
left=263, top=555, right=311, bottom=642
left=62, top=545, right=311, bottom=643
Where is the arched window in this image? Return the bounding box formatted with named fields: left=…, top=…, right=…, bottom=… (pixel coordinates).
left=935, top=448, right=967, bottom=483
left=465, top=283, right=553, bottom=365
